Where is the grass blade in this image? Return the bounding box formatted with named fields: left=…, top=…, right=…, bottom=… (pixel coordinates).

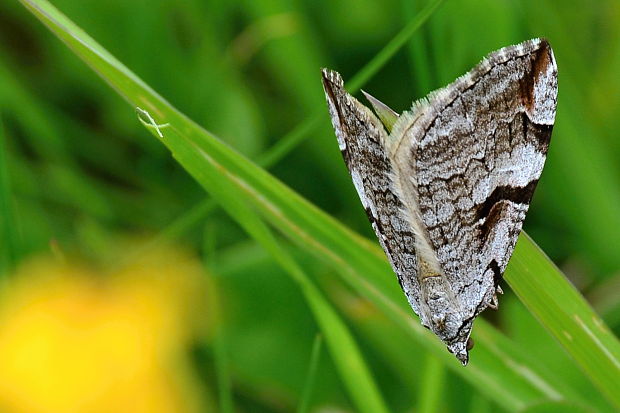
left=507, top=234, right=620, bottom=408
left=346, top=0, right=446, bottom=92
left=192, top=175, right=390, bottom=413
left=204, top=225, right=235, bottom=413
left=97, top=0, right=446, bottom=257
left=211, top=283, right=234, bottom=413
left=417, top=355, right=445, bottom=413
left=297, top=334, right=323, bottom=413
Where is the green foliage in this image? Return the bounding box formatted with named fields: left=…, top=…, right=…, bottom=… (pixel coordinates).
left=3, top=0, right=619, bottom=411
left=0, top=119, right=19, bottom=276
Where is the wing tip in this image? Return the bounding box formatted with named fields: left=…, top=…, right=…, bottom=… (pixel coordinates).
left=321, top=68, right=344, bottom=89
left=522, top=38, right=558, bottom=126
left=448, top=340, right=471, bottom=366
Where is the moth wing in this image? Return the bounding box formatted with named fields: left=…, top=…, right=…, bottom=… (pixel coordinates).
left=321, top=69, right=425, bottom=319
left=398, top=38, right=557, bottom=340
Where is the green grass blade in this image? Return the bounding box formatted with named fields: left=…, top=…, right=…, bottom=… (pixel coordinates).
left=211, top=284, right=234, bottom=413
left=186, top=162, right=390, bottom=413
left=93, top=0, right=448, bottom=277
left=204, top=225, right=234, bottom=413
left=297, top=334, right=323, bottom=413
left=507, top=234, right=620, bottom=408
left=346, top=0, right=446, bottom=92
left=19, top=0, right=619, bottom=410
left=331, top=274, right=590, bottom=411
left=134, top=113, right=322, bottom=257
left=417, top=355, right=445, bottom=413
left=400, top=0, right=434, bottom=96
left=255, top=115, right=322, bottom=169
left=106, top=0, right=444, bottom=256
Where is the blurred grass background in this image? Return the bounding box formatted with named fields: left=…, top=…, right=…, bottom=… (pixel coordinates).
left=0, top=0, right=619, bottom=412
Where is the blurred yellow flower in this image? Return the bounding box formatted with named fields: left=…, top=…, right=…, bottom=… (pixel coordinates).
left=0, top=248, right=211, bottom=413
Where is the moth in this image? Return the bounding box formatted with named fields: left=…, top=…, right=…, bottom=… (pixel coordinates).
left=321, top=38, right=557, bottom=364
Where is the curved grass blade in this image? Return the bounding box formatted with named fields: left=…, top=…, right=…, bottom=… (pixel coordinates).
left=186, top=160, right=390, bottom=413
left=418, top=356, right=445, bottom=413
left=507, top=234, right=620, bottom=408
left=18, top=0, right=619, bottom=410
left=297, top=334, right=323, bottom=413
left=345, top=0, right=445, bottom=92
left=204, top=226, right=235, bottom=413
left=130, top=0, right=446, bottom=252
left=211, top=283, right=234, bottom=413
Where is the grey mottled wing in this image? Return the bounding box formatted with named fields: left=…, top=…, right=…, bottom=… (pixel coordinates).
left=389, top=38, right=557, bottom=363
left=321, top=70, right=424, bottom=319
left=321, top=38, right=557, bottom=365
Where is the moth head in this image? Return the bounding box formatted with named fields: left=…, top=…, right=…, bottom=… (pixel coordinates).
left=422, top=275, right=473, bottom=365
left=447, top=344, right=472, bottom=366
left=446, top=324, right=474, bottom=366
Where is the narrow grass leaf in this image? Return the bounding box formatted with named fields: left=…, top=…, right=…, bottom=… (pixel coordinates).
left=138, top=115, right=391, bottom=413
left=203, top=225, right=234, bottom=413
left=506, top=233, right=620, bottom=409
left=121, top=0, right=444, bottom=253
left=297, top=334, right=323, bottom=413
left=417, top=355, right=445, bottom=413
left=211, top=284, right=234, bottom=413
left=181, top=153, right=390, bottom=413
left=346, top=0, right=446, bottom=92
left=400, top=0, right=434, bottom=95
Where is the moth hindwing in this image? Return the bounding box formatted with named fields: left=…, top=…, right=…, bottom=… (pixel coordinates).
left=321, top=38, right=557, bottom=365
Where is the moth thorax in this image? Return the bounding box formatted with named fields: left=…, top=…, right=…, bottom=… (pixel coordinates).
left=419, top=257, right=441, bottom=279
